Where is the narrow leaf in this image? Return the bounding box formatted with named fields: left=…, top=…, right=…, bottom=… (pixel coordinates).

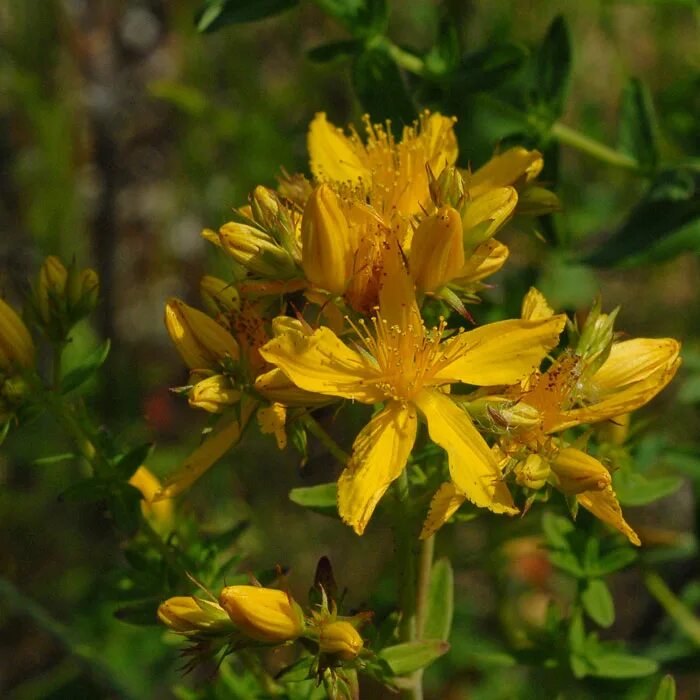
left=536, top=15, right=572, bottom=119
left=195, top=0, right=298, bottom=33
left=587, top=652, right=658, bottom=679
left=581, top=579, right=615, bottom=628
left=618, top=78, right=659, bottom=170
left=307, top=40, right=360, bottom=63
left=114, top=443, right=155, bottom=479
left=654, top=675, right=677, bottom=700
left=422, top=558, right=453, bottom=641
left=60, top=339, right=111, bottom=395
left=377, top=640, right=449, bottom=675
left=289, top=482, right=338, bottom=517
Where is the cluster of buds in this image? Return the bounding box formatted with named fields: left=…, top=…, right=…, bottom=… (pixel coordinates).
left=31, top=256, right=99, bottom=342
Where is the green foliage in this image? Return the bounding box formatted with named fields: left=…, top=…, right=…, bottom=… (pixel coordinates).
left=195, top=0, right=299, bottom=32
left=534, top=16, right=572, bottom=122
left=618, top=78, right=660, bottom=172
left=422, top=557, right=453, bottom=641
left=376, top=640, right=449, bottom=675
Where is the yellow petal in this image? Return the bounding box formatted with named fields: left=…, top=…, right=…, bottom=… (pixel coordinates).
left=129, top=466, right=174, bottom=527
left=254, top=367, right=330, bottom=406
left=550, top=447, right=611, bottom=494
left=521, top=287, right=554, bottom=320
left=156, top=402, right=255, bottom=499
left=165, top=298, right=240, bottom=371
left=414, top=389, right=517, bottom=515
left=422, top=113, right=459, bottom=173
left=308, top=112, right=370, bottom=184
left=0, top=298, right=35, bottom=369
left=338, top=401, right=417, bottom=535
left=462, top=187, right=518, bottom=248
left=420, top=482, right=467, bottom=539
left=257, top=403, right=287, bottom=449
left=453, top=239, right=509, bottom=285
left=468, top=147, right=543, bottom=198
left=260, top=327, right=384, bottom=404
left=577, top=486, right=641, bottom=546
left=435, top=315, right=566, bottom=386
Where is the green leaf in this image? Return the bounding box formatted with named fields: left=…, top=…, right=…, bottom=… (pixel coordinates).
left=109, top=484, right=144, bottom=535
left=536, top=15, right=572, bottom=119
left=585, top=165, right=700, bottom=267
left=276, top=656, right=313, bottom=682
left=587, top=652, right=658, bottom=679
left=654, top=675, right=677, bottom=700
left=618, top=78, right=659, bottom=171
left=314, top=0, right=388, bottom=38
left=33, top=452, right=77, bottom=466
left=450, top=44, right=528, bottom=92
left=581, top=579, right=615, bottom=628
left=422, top=558, right=453, bottom=641
left=60, top=339, right=111, bottom=395
left=614, top=470, right=682, bottom=507
left=60, top=477, right=111, bottom=503
left=352, top=47, right=416, bottom=129
left=541, top=511, right=575, bottom=549
left=195, top=0, right=298, bottom=33
left=114, top=443, right=155, bottom=479
left=590, top=547, right=637, bottom=576
left=289, top=482, right=338, bottom=517
left=377, top=640, right=450, bottom=675
left=307, top=40, right=361, bottom=64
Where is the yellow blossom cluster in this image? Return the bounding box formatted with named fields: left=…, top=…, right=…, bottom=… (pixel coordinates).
left=159, top=111, right=680, bottom=545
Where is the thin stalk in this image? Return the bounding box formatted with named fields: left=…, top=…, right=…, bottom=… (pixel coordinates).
left=392, top=470, right=422, bottom=700
left=385, top=40, right=425, bottom=76
left=302, top=413, right=350, bottom=464
left=551, top=122, right=640, bottom=172
left=644, top=571, right=700, bottom=645
left=415, top=535, right=435, bottom=639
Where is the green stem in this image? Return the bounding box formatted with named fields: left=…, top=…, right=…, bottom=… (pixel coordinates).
left=302, top=413, right=350, bottom=464
left=644, top=571, right=700, bottom=645
left=385, top=40, right=425, bottom=76
left=550, top=122, right=640, bottom=172
left=415, top=535, right=434, bottom=639
left=393, top=470, right=422, bottom=700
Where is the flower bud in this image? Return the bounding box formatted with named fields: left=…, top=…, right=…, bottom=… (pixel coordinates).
left=301, top=185, right=356, bottom=294
left=37, top=256, right=68, bottom=324
left=165, top=298, right=240, bottom=371
left=0, top=298, right=35, bottom=371
left=158, top=596, right=234, bottom=636
left=465, top=396, right=540, bottom=433
left=514, top=454, right=550, bottom=490
left=429, top=166, right=465, bottom=208
left=66, top=266, right=99, bottom=316
left=319, top=620, right=364, bottom=660
left=597, top=413, right=630, bottom=446
left=551, top=447, right=611, bottom=494
left=514, top=186, right=561, bottom=216
left=219, top=585, right=305, bottom=643
left=576, top=300, right=619, bottom=363
left=129, top=466, right=173, bottom=527
left=200, top=276, right=240, bottom=316
left=410, top=206, right=465, bottom=293
left=462, top=187, right=517, bottom=250
left=214, top=222, right=297, bottom=278
left=188, top=374, right=241, bottom=413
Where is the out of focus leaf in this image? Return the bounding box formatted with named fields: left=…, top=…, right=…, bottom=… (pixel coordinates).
left=450, top=44, right=528, bottom=93
left=195, top=0, right=298, bottom=32
left=614, top=470, right=682, bottom=507
left=423, top=18, right=460, bottom=77
left=115, top=443, right=155, bottom=479
left=538, top=255, right=598, bottom=310
left=654, top=675, right=677, bottom=700
left=60, top=477, right=111, bottom=503
left=60, top=339, right=111, bottom=395
left=377, top=640, right=449, bottom=675
left=590, top=547, right=637, bottom=576
left=307, top=40, right=361, bottom=63
left=115, top=598, right=162, bottom=626
left=289, top=482, right=338, bottom=517
left=422, top=557, right=453, bottom=641
left=586, top=652, right=658, bottom=679
left=352, top=47, right=416, bottom=128
left=581, top=578, right=615, bottom=628
left=618, top=78, right=659, bottom=171
left=535, top=15, right=572, bottom=119
left=276, top=656, right=313, bottom=681
left=109, top=484, right=144, bottom=536
left=314, top=0, right=388, bottom=37
left=586, top=165, right=700, bottom=266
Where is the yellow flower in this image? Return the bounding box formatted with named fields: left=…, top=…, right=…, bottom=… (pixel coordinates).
left=318, top=620, right=364, bottom=660
left=219, top=585, right=305, bottom=643
left=0, top=298, right=34, bottom=370
left=128, top=466, right=174, bottom=528
left=164, top=298, right=240, bottom=371
left=158, top=596, right=234, bottom=636
left=261, top=243, right=565, bottom=534
left=466, top=147, right=544, bottom=199
left=308, top=111, right=458, bottom=218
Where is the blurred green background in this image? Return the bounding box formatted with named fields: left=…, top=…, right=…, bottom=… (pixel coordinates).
left=1, top=1, right=698, bottom=698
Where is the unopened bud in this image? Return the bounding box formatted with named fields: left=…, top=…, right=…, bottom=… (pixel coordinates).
left=319, top=620, right=364, bottom=660
left=129, top=466, right=173, bottom=527
left=429, top=166, right=465, bottom=208
left=462, top=187, right=517, bottom=250
left=158, top=596, right=234, bottom=636
left=301, top=185, right=356, bottom=295
left=164, top=298, right=239, bottom=371
left=514, top=186, right=561, bottom=216
left=188, top=374, right=241, bottom=413
left=551, top=447, right=611, bottom=494
left=219, top=585, right=305, bottom=643
left=200, top=276, right=240, bottom=316
left=37, top=256, right=68, bottom=324
left=66, top=267, right=99, bottom=317
left=465, top=396, right=541, bottom=433
left=576, top=300, right=619, bottom=363
left=514, top=454, right=550, bottom=490
left=213, top=222, right=297, bottom=278
left=411, top=206, right=465, bottom=293
left=0, top=298, right=34, bottom=371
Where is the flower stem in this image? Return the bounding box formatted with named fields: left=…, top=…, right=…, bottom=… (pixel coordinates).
left=393, top=470, right=423, bottom=700
left=550, top=122, right=640, bottom=172
left=644, top=571, right=700, bottom=645
left=301, top=413, right=350, bottom=464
